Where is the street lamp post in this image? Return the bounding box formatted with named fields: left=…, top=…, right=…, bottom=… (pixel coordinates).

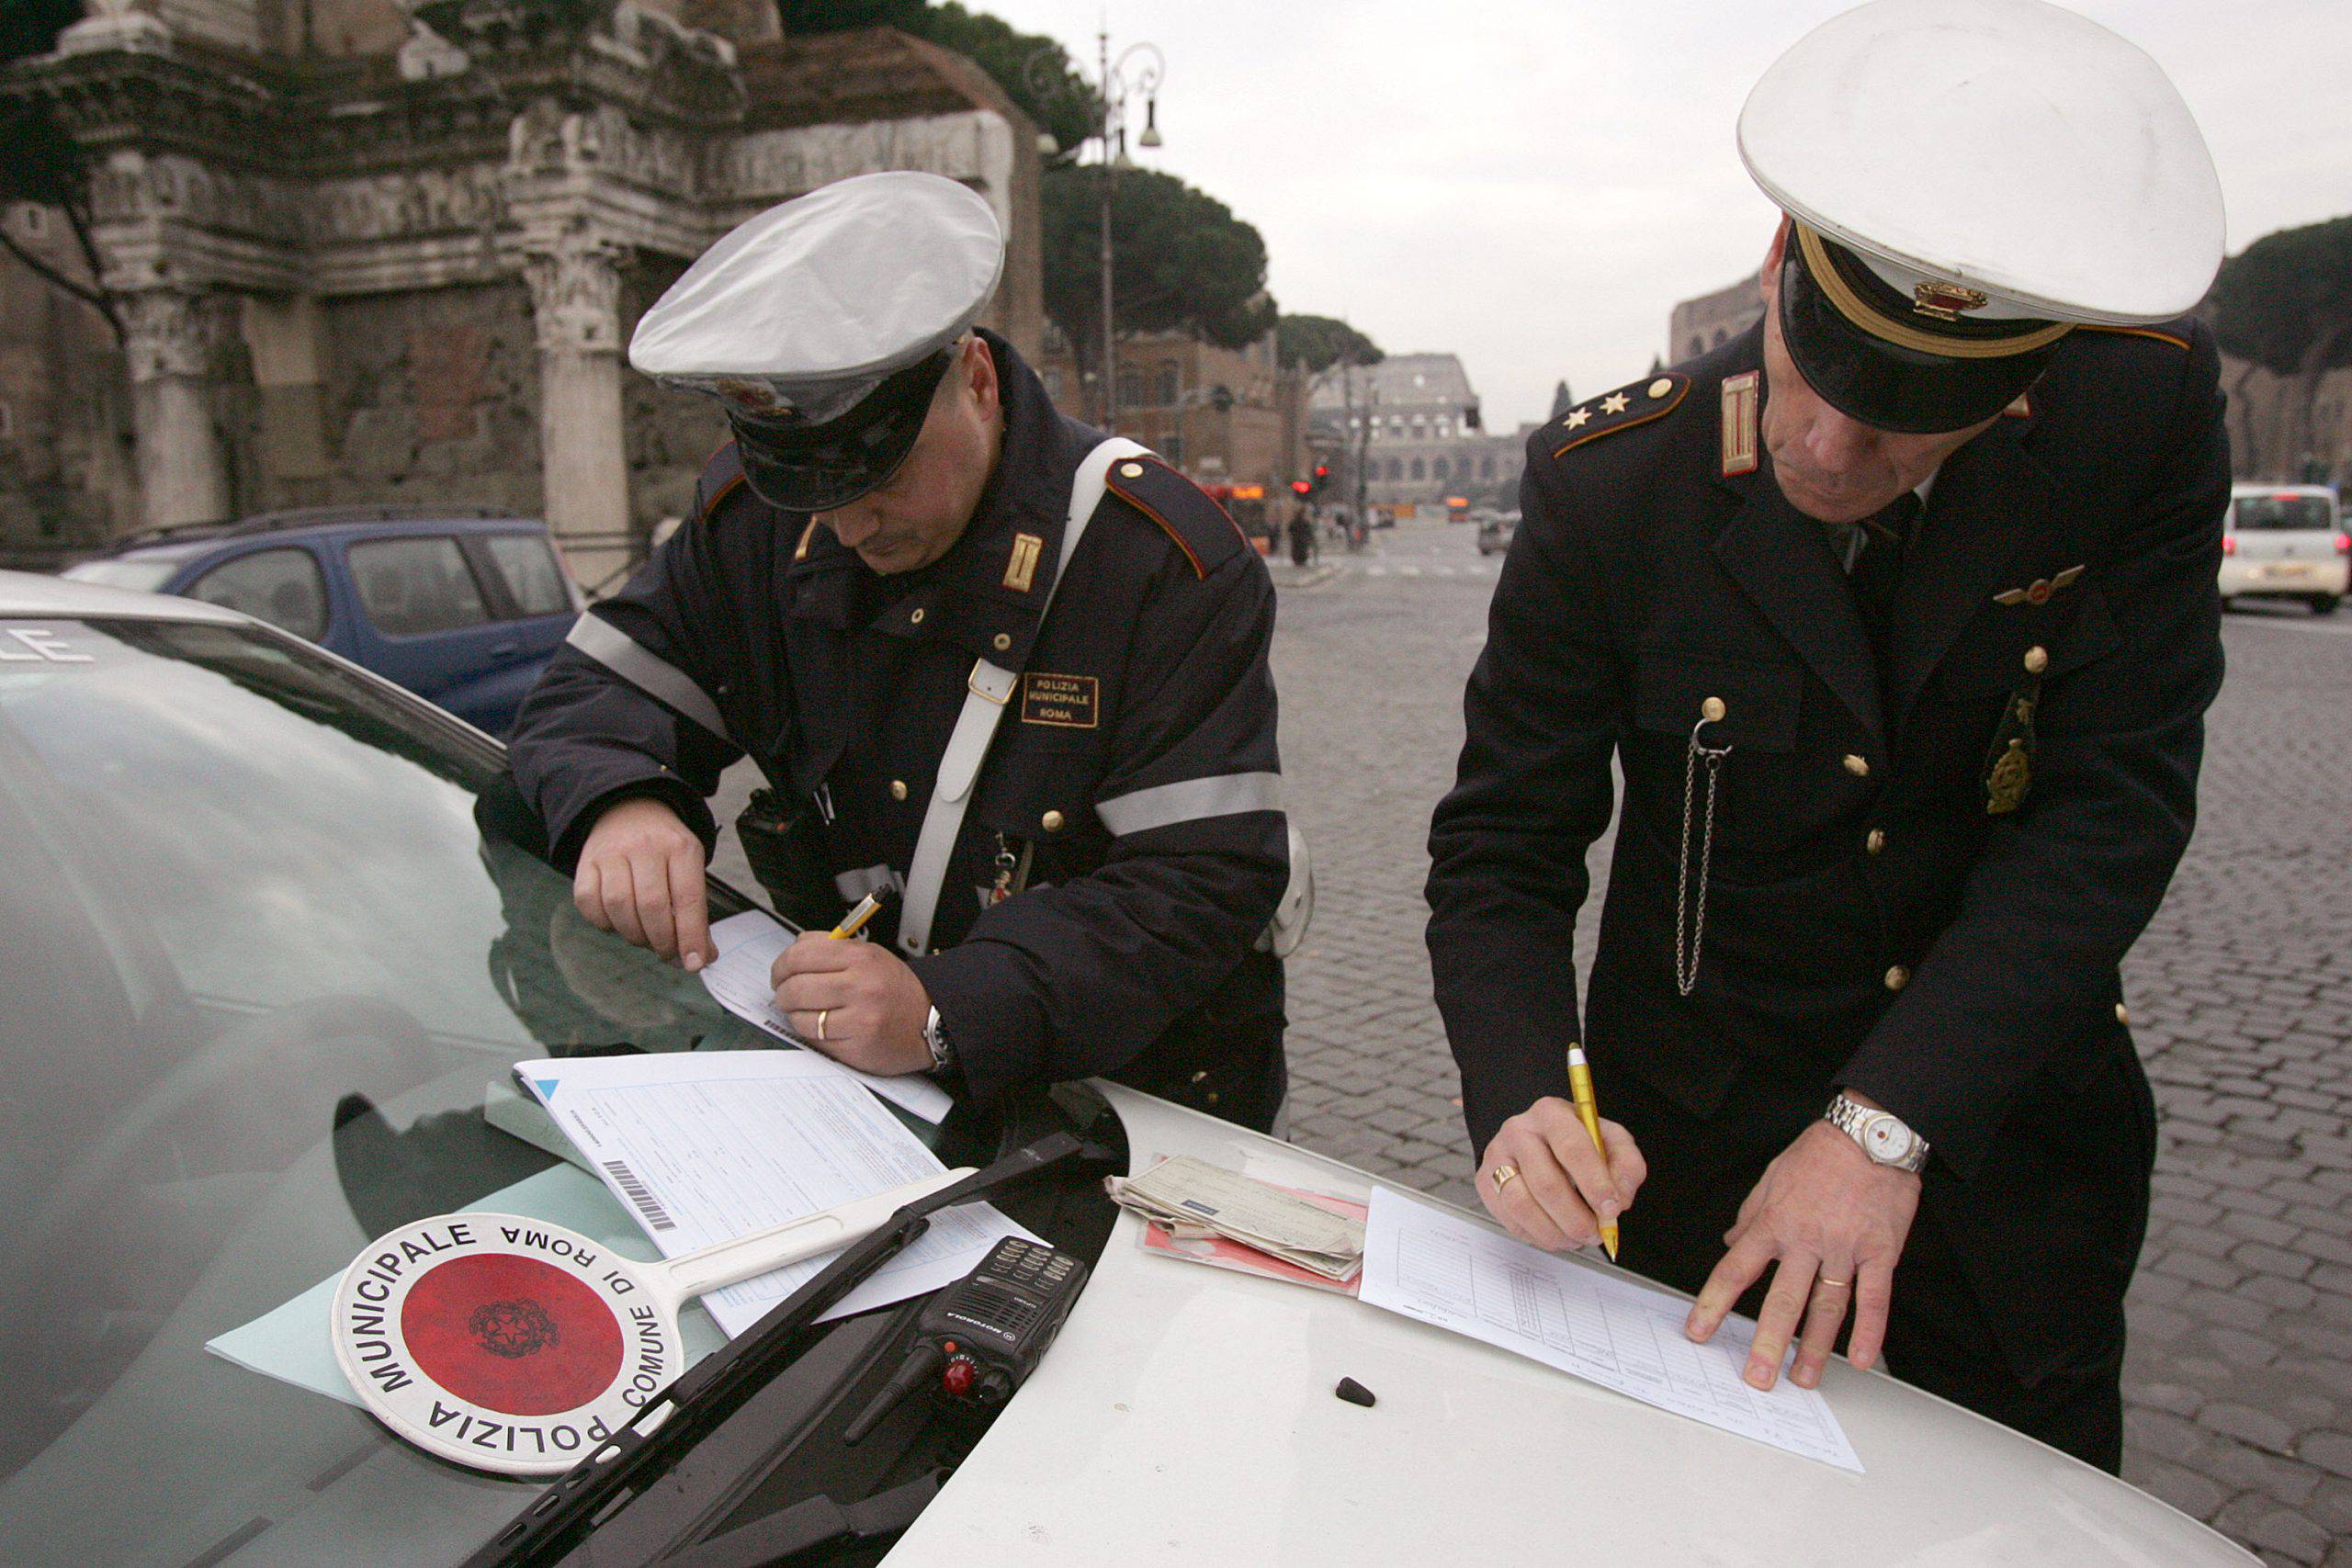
left=1030, top=30, right=1163, bottom=433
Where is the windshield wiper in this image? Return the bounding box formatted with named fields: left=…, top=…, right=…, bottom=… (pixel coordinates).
left=462, top=1134, right=1084, bottom=1568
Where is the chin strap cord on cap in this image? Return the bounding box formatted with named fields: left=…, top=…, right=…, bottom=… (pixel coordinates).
left=898, top=437, right=1148, bottom=957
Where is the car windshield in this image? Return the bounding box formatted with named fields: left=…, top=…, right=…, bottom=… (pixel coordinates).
left=2233, top=494, right=2336, bottom=531
left=60, top=558, right=182, bottom=593
left=0, top=614, right=957, bottom=1564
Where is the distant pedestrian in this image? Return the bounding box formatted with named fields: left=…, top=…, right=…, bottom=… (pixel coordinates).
left=1287, top=500, right=1317, bottom=567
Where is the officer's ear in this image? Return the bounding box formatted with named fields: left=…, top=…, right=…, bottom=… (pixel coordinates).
left=959, top=333, right=1001, bottom=422
left=1758, top=217, right=1792, bottom=306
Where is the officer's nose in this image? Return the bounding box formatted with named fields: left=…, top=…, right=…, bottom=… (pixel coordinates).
left=1798, top=401, right=1880, bottom=478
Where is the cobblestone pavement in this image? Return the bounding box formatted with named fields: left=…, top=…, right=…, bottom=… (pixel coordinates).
left=714, top=519, right=2352, bottom=1559
left=1266, top=526, right=1508, bottom=1216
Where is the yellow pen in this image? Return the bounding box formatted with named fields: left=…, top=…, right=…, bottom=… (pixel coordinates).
left=1566, top=1044, right=1621, bottom=1260
left=829, top=891, right=888, bottom=941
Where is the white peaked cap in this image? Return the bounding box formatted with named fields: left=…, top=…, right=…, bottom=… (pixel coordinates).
left=1738, top=0, right=2224, bottom=326
left=630, top=171, right=1006, bottom=423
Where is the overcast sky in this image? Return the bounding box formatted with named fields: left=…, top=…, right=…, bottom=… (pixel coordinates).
left=983, top=0, right=2350, bottom=432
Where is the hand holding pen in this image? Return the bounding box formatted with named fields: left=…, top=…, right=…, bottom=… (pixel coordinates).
left=1474, top=1043, right=1646, bottom=1258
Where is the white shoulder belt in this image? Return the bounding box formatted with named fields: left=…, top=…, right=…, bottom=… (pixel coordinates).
left=897, top=436, right=1148, bottom=955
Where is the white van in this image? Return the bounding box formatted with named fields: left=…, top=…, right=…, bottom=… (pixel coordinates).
left=2220, top=483, right=2347, bottom=614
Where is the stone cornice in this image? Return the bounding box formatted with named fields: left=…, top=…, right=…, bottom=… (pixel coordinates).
left=2, top=10, right=1031, bottom=303
left=8, top=7, right=741, bottom=180
left=6, top=44, right=277, bottom=164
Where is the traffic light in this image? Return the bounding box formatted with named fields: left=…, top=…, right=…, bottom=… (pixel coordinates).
left=1290, top=479, right=1313, bottom=496
left=1310, top=464, right=1332, bottom=495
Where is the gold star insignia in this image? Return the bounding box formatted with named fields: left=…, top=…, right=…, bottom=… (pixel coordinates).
left=1600, top=392, right=1630, bottom=415
left=1564, top=407, right=1590, bottom=429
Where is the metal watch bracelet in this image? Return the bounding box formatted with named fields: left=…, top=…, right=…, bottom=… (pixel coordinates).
left=1823, top=1091, right=1929, bottom=1174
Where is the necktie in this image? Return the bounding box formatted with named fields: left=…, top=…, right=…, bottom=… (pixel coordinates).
left=1849, top=491, right=1921, bottom=673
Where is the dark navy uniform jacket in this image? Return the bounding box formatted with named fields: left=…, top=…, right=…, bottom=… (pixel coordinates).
left=1428, top=321, right=2228, bottom=1379
left=509, top=332, right=1288, bottom=1125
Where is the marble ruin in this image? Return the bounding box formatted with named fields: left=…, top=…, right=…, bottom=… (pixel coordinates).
left=0, top=0, right=1043, bottom=584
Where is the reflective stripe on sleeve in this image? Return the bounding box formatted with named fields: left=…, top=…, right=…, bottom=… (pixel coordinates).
left=1094, top=772, right=1284, bottom=838
left=564, top=613, right=729, bottom=739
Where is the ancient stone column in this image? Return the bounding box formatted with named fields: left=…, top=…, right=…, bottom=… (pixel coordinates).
left=523, top=235, right=633, bottom=590
left=121, top=288, right=231, bottom=529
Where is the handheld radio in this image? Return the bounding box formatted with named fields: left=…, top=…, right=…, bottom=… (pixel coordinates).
left=842, top=1236, right=1089, bottom=1442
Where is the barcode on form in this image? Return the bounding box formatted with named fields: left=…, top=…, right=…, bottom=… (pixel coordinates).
left=603, top=1158, right=675, bottom=1231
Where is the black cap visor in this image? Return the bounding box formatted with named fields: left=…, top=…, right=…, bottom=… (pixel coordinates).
left=1779, top=228, right=2064, bottom=435
left=729, top=349, right=955, bottom=513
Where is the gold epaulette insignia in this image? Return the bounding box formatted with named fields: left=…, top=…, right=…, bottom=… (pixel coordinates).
left=1003, top=532, right=1044, bottom=593
left=1721, top=371, right=1760, bottom=477
left=1552, top=374, right=1690, bottom=460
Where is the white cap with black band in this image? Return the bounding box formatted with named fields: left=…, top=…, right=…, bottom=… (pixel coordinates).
left=1737, top=0, right=2223, bottom=432
left=630, top=171, right=1006, bottom=511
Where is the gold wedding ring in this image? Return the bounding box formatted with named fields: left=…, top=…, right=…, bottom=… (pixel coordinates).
left=1816, top=1276, right=1852, bottom=1291
left=816, top=1008, right=830, bottom=1042
left=1491, top=1163, right=1520, bottom=1192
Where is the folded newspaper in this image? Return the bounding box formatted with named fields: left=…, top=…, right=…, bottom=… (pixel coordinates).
left=1107, top=1155, right=1365, bottom=1281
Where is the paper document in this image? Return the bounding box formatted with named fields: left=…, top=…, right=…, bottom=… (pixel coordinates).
left=1109, top=1156, right=1364, bottom=1280
left=1359, top=1189, right=1862, bottom=1472
left=698, top=909, right=954, bottom=1122
left=1135, top=1179, right=1366, bottom=1297
left=518, top=1050, right=1035, bottom=1337
left=207, top=1162, right=725, bottom=1406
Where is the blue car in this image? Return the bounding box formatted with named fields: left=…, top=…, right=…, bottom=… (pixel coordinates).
left=62, top=504, right=586, bottom=736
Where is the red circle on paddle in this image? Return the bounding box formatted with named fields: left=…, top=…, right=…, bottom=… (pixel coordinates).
left=400, top=1253, right=625, bottom=1416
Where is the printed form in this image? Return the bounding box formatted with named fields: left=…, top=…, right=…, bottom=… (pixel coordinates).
left=1360, top=1189, right=1862, bottom=1472
left=519, top=1050, right=1035, bottom=1337
left=698, top=909, right=953, bottom=1122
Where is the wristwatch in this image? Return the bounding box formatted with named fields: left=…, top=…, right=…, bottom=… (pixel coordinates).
left=1823, top=1091, right=1929, bottom=1174
left=922, top=1005, right=956, bottom=1078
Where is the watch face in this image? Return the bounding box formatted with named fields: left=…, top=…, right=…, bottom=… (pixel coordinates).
left=1864, top=1116, right=1913, bottom=1162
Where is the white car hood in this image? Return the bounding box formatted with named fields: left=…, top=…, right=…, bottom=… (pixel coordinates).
left=887, top=1086, right=2246, bottom=1567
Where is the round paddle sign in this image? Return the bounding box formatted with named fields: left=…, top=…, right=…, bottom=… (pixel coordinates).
left=329, top=1168, right=972, bottom=1476
left=331, top=1213, right=684, bottom=1474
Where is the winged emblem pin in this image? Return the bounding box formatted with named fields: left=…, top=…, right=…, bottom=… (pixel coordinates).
left=1994, top=564, right=2087, bottom=607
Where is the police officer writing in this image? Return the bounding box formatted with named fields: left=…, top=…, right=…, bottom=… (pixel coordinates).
left=1427, top=0, right=2228, bottom=1470
left=509, top=172, right=1294, bottom=1128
